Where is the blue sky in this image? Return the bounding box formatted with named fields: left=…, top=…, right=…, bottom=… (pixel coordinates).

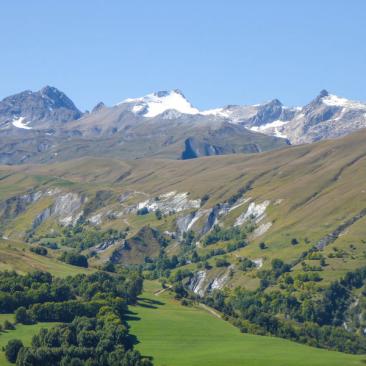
left=0, top=0, right=365, bottom=111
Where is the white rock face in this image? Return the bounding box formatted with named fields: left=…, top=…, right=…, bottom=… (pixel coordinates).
left=89, top=213, right=103, bottom=225
left=253, top=258, right=263, bottom=268
left=252, top=222, right=272, bottom=238
left=234, top=200, right=270, bottom=226
left=137, top=191, right=200, bottom=215
left=53, top=193, right=84, bottom=225
left=189, top=271, right=207, bottom=296
left=210, top=266, right=233, bottom=291
left=33, top=191, right=84, bottom=228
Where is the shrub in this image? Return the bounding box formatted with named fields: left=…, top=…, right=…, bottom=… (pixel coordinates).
left=5, top=339, right=23, bottom=363
left=3, top=320, right=15, bottom=330
left=200, top=193, right=210, bottom=206
left=60, top=252, right=88, bottom=268
left=239, top=258, right=255, bottom=271
left=155, top=209, right=163, bottom=220
left=137, top=207, right=149, bottom=216
left=215, top=258, right=230, bottom=268
left=30, top=246, right=48, bottom=256
left=259, top=242, right=267, bottom=250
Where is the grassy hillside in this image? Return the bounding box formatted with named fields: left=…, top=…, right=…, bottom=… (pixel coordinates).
left=0, top=239, right=91, bottom=277
left=0, top=128, right=365, bottom=286
left=0, top=130, right=366, bottom=285
left=129, top=281, right=365, bottom=366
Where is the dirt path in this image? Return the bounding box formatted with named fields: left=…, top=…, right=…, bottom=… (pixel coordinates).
left=198, top=303, right=222, bottom=319
left=154, top=285, right=222, bottom=319
left=154, top=285, right=173, bottom=296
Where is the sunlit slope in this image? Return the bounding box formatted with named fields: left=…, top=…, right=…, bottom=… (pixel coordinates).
left=0, top=128, right=366, bottom=280
left=128, top=282, right=365, bottom=366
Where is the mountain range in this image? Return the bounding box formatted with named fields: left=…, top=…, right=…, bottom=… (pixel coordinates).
left=0, top=86, right=366, bottom=164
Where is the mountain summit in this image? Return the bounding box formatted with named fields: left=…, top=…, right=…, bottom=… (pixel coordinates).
left=119, top=89, right=199, bottom=117
left=0, top=86, right=82, bottom=130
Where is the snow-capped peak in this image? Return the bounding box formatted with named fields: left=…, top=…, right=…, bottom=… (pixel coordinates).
left=120, top=89, right=199, bottom=117
left=322, top=94, right=366, bottom=110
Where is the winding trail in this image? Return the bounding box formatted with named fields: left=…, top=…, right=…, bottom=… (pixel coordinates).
left=198, top=303, right=222, bottom=319
left=154, top=285, right=173, bottom=296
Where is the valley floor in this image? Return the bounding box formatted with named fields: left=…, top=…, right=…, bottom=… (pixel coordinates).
left=128, top=281, right=365, bottom=366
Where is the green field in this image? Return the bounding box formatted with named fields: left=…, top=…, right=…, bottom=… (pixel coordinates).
left=0, top=314, right=15, bottom=324
left=128, top=281, right=365, bottom=366
left=0, top=322, right=58, bottom=365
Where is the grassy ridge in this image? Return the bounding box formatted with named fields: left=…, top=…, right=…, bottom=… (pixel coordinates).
left=128, top=281, right=365, bottom=366
left=0, top=239, right=91, bottom=277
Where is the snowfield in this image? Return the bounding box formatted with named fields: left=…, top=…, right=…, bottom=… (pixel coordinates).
left=12, top=117, right=32, bottom=129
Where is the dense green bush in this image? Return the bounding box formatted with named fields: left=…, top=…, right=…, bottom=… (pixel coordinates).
left=59, top=252, right=88, bottom=268
left=30, top=246, right=48, bottom=256
left=5, top=339, right=23, bottom=363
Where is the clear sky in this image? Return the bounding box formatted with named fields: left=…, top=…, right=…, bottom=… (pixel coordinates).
left=0, top=0, right=365, bottom=111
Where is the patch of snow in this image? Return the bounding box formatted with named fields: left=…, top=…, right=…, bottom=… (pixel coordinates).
left=322, top=94, right=366, bottom=109
left=273, top=129, right=288, bottom=139
left=234, top=200, right=270, bottom=226
left=252, top=120, right=289, bottom=131
left=200, top=108, right=230, bottom=118
left=250, top=120, right=289, bottom=139
left=120, top=90, right=199, bottom=117
left=12, top=117, right=32, bottom=130
left=132, top=105, right=145, bottom=113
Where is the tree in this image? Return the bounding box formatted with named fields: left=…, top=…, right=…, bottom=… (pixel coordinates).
left=5, top=339, right=23, bottom=363
left=155, top=209, right=163, bottom=220
left=215, top=258, right=230, bottom=267
left=30, top=246, right=48, bottom=256
left=200, top=193, right=210, bottom=206
left=15, top=307, right=32, bottom=324
left=291, top=238, right=299, bottom=245
left=259, top=242, right=266, bottom=250
left=137, top=207, right=149, bottom=216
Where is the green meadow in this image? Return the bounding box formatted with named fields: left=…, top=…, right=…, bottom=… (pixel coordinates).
left=128, top=281, right=365, bottom=366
